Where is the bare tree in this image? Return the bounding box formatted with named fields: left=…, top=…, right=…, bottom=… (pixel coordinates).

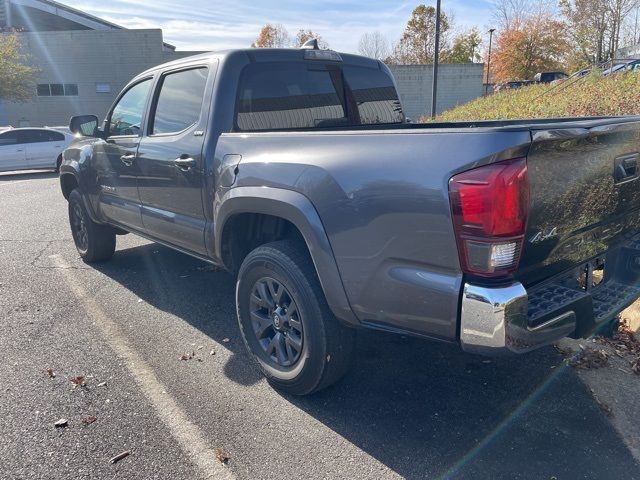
left=561, top=0, right=639, bottom=65
left=492, top=0, right=557, bottom=29
left=357, top=31, right=391, bottom=60
left=607, top=0, right=640, bottom=55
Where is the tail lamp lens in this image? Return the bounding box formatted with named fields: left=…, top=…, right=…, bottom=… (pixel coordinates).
left=449, top=158, right=529, bottom=276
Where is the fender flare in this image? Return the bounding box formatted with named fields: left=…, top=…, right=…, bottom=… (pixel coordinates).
left=216, top=186, right=359, bottom=327
left=59, top=164, right=101, bottom=224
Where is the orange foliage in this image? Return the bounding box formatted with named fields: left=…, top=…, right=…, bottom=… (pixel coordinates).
left=491, top=16, right=569, bottom=82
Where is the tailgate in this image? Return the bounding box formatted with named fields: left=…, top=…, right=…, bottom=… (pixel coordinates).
left=517, top=119, right=640, bottom=287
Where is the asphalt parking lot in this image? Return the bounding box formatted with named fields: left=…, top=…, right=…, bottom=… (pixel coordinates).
left=1, top=171, right=639, bottom=479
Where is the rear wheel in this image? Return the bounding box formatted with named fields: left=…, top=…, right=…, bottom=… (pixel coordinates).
left=236, top=240, right=355, bottom=395
left=68, top=189, right=116, bottom=262
left=55, top=155, right=62, bottom=173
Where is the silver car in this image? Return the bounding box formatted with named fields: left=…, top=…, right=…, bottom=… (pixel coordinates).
left=0, top=127, right=74, bottom=173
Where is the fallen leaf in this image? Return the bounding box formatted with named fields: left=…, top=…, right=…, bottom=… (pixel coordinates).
left=179, top=352, right=195, bottom=361
left=209, top=350, right=216, bottom=356
left=54, top=418, right=68, bottom=428
left=46, top=368, right=55, bottom=378
left=595, top=398, right=614, bottom=417
left=109, top=450, right=131, bottom=464
left=215, top=447, right=230, bottom=464
left=569, top=348, right=609, bottom=370
left=70, top=376, right=86, bottom=387
left=82, top=415, right=97, bottom=425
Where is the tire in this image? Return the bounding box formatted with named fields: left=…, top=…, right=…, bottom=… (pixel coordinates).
left=68, top=189, right=116, bottom=263
left=55, top=155, right=62, bottom=173
left=236, top=240, right=355, bottom=395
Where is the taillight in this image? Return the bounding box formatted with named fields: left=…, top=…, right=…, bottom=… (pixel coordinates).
left=449, top=158, right=529, bottom=277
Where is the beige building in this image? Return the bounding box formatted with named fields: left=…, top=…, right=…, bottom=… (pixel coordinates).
left=0, top=0, right=201, bottom=127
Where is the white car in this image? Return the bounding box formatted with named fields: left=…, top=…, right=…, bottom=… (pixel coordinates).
left=0, top=127, right=75, bottom=173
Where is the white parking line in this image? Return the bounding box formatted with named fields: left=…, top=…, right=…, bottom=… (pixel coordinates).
left=50, top=253, right=235, bottom=480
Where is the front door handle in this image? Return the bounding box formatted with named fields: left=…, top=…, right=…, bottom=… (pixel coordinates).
left=120, top=153, right=135, bottom=166
left=174, top=156, right=196, bottom=170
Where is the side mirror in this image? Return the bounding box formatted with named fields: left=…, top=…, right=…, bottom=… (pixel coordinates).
left=69, top=115, right=99, bottom=137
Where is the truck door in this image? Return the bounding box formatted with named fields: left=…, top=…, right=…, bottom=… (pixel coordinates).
left=136, top=65, right=212, bottom=255
left=95, top=78, right=153, bottom=231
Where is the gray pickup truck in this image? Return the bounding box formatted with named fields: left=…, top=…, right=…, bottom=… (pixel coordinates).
left=60, top=44, right=640, bottom=395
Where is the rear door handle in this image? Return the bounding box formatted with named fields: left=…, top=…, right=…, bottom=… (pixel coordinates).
left=174, top=156, right=196, bottom=170
left=120, top=153, right=135, bottom=166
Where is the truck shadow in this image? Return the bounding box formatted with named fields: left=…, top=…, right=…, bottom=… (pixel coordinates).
left=95, top=242, right=639, bottom=480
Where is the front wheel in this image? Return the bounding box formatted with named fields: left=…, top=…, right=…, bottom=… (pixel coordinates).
left=68, top=189, right=116, bottom=262
left=236, top=240, right=355, bottom=395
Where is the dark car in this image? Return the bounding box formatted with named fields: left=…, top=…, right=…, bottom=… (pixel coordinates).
left=534, top=71, right=569, bottom=83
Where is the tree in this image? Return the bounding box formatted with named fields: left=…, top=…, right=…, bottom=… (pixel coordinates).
left=251, top=24, right=290, bottom=48
left=358, top=31, right=390, bottom=60
left=0, top=32, right=37, bottom=102
left=442, top=29, right=483, bottom=63
left=388, top=4, right=451, bottom=64
left=492, top=0, right=556, bottom=29
left=294, top=29, right=329, bottom=49
left=491, top=15, right=570, bottom=82
left=560, top=0, right=639, bottom=68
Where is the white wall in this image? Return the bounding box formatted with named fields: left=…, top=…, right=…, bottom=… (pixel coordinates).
left=389, top=63, right=485, bottom=120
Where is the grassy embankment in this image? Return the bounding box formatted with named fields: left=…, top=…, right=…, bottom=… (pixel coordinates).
left=430, top=70, right=640, bottom=122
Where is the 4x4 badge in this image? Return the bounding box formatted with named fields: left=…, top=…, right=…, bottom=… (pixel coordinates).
left=529, top=227, right=558, bottom=243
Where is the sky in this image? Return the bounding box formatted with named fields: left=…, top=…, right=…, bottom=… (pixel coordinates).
left=73, top=0, right=497, bottom=53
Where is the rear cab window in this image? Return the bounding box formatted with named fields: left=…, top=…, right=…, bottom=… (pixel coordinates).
left=235, top=61, right=404, bottom=131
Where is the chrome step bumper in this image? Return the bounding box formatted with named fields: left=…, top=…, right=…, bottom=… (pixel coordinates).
left=460, top=282, right=577, bottom=355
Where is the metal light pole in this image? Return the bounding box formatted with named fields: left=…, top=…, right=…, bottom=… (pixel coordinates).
left=485, top=28, right=496, bottom=95
left=430, top=0, right=441, bottom=119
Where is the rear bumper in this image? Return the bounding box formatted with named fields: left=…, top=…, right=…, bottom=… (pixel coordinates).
left=460, top=282, right=576, bottom=355
left=460, top=236, right=640, bottom=355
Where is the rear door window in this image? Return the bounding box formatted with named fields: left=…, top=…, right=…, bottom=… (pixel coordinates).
left=235, top=62, right=404, bottom=131
left=150, top=67, right=208, bottom=135
left=45, top=131, right=65, bottom=142
left=17, top=130, right=45, bottom=144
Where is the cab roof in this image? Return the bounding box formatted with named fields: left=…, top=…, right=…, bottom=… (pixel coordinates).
left=134, top=48, right=383, bottom=80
